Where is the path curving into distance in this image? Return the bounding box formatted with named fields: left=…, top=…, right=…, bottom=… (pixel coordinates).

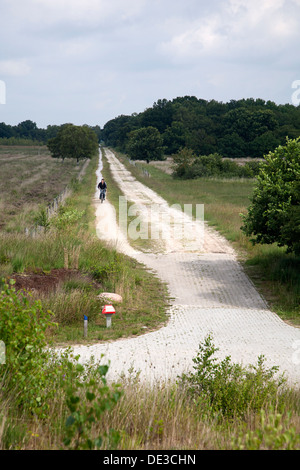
left=69, top=148, right=300, bottom=386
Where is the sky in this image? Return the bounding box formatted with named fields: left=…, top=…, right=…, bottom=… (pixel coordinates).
left=1, top=0, right=300, bottom=129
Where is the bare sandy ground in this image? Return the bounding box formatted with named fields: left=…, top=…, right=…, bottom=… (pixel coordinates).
left=70, top=148, right=300, bottom=386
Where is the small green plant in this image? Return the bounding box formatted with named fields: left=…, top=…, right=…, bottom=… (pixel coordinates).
left=179, top=334, right=287, bottom=419
left=52, top=207, right=85, bottom=230
left=33, top=207, right=50, bottom=232
left=63, top=359, right=123, bottom=450
left=233, top=408, right=300, bottom=450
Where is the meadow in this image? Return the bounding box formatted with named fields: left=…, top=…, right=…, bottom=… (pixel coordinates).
left=0, top=145, right=299, bottom=450
left=0, top=146, right=84, bottom=232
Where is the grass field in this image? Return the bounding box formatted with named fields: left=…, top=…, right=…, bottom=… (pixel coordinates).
left=0, top=146, right=85, bottom=232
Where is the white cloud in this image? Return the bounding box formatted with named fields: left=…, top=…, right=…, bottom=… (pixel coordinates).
left=161, top=16, right=225, bottom=60
left=0, top=0, right=299, bottom=127
left=4, top=0, right=146, bottom=28
left=227, top=0, right=285, bottom=20
left=0, top=59, right=31, bottom=77
left=160, top=0, right=300, bottom=64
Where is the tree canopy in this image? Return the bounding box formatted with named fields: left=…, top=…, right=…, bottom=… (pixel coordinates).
left=0, top=120, right=101, bottom=145
left=101, top=96, right=300, bottom=160
left=47, top=124, right=99, bottom=162
left=241, top=137, right=300, bottom=255
left=2, top=95, right=300, bottom=163
left=126, top=126, right=165, bottom=161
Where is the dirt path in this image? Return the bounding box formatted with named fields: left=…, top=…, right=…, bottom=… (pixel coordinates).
left=71, top=148, right=300, bottom=386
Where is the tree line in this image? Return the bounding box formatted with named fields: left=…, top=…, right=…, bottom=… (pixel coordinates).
left=101, top=96, right=300, bottom=160
left=0, top=120, right=101, bottom=144
left=2, top=96, right=300, bottom=161
left=0, top=121, right=100, bottom=163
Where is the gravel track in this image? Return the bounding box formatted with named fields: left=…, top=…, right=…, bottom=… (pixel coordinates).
left=70, top=148, right=300, bottom=386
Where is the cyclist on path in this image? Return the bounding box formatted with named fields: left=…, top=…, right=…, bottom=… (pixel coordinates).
left=98, top=178, right=107, bottom=201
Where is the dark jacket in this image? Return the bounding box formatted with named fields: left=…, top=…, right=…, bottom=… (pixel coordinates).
left=98, top=181, right=107, bottom=190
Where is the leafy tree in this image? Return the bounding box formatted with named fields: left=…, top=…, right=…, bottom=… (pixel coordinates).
left=46, top=124, right=62, bottom=140
left=102, top=115, right=137, bottom=149
left=0, top=122, right=15, bottom=139
left=223, top=108, right=278, bottom=143
left=126, top=126, right=165, bottom=161
left=16, top=120, right=38, bottom=139
left=172, top=147, right=196, bottom=177
left=186, top=128, right=217, bottom=155
left=162, top=121, right=186, bottom=154
left=218, top=132, right=247, bottom=158
left=47, top=124, right=98, bottom=163
left=249, top=131, right=280, bottom=158
left=139, top=99, right=173, bottom=133
left=241, top=137, right=300, bottom=254
left=47, top=133, right=64, bottom=160
left=15, top=119, right=46, bottom=141
left=278, top=181, right=300, bottom=256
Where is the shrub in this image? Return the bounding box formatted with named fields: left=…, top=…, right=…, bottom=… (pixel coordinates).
left=172, top=150, right=261, bottom=179
left=179, top=335, right=287, bottom=419
left=63, top=360, right=123, bottom=450
left=52, top=206, right=85, bottom=230
left=241, top=137, right=300, bottom=255
left=33, top=207, right=50, bottom=232
left=0, top=281, right=57, bottom=416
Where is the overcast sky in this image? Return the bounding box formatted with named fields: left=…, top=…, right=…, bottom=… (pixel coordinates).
left=1, top=0, right=300, bottom=129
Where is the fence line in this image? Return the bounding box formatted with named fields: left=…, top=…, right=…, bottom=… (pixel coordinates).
left=129, top=159, right=150, bottom=177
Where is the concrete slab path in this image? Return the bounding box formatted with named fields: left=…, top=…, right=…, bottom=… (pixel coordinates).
left=70, top=148, right=300, bottom=387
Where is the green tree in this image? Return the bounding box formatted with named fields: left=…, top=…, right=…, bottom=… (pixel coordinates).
left=162, top=121, right=186, bottom=154
left=47, top=124, right=98, bottom=163
left=139, top=99, right=173, bottom=133
left=172, top=147, right=196, bottom=178
left=223, top=108, right=278, bottom=143
left=126, top=126, right=165, bottom=161
left=279, top=181, right=300, bottom=255
left=241, top=137, right=300, bottom=254
left=16, top=120, right=38, bottom=139
left=47, top=132, right=64, bottom=160
left=218, top=132, right=247, bottom=158
left=249, top=131, right=280, bottom=158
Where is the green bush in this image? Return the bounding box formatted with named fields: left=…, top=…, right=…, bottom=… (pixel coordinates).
left=0, top=281, right=57, bottom=416
left=173, top=151, right=262, bottom=179
left=0, top=279, right=123, bottom=446
left=63, top=360, right=122, bottom=450
left=52, top=206, right=85, bottom=230
left=241, top=137, right=300, bottom=255
left=179, top=335, right=287, bottom=420
left=233, top=408, right=300, bottom=450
